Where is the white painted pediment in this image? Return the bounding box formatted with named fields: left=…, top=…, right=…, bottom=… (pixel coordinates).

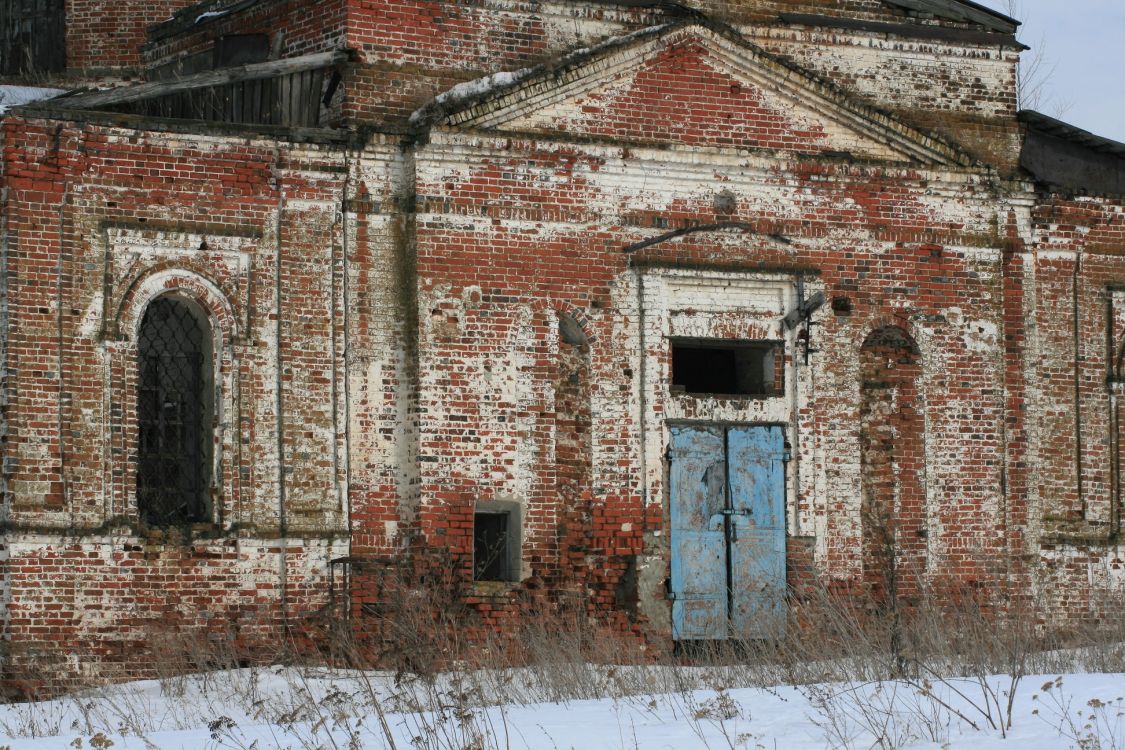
left=413, top=23, right=973, bottom=167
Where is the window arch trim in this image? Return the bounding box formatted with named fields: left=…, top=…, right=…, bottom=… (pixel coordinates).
left=113, top=268, right=238, bottom=346
left=111, top=269, right=237, bottom=529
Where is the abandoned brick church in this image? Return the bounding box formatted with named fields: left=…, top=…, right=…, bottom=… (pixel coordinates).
left=1, top=0, right=1124, bottom=687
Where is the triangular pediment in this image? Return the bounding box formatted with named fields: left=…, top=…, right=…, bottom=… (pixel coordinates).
left=411, top=23, right=974, bottom=167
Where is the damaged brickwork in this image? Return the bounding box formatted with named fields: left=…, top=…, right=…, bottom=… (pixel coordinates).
left=0, top=0, right=1123, bottom=690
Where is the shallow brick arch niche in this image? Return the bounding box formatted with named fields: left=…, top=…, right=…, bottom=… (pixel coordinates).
left=102, top=229, right=249, bottom=529
left=858, top=324, right=927, bottom=602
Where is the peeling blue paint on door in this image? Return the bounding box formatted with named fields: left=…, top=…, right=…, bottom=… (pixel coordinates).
left=728, top=425, right=787, bottom=639
left=669, top=425, right=728, bottom=640
left=669, top=424, right=786, bottom=640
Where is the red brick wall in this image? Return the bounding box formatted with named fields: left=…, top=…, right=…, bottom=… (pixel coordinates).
left=1030, top=197, right=1125, bottom=538
left=531, top=40, right=837, bottom=151
left=5, top=0, right=1119, bottom=689
left=1, top=535, right=339, bottom=694
left=0, top=116, right=359, bottom=690
left=1026, top=196, right=1125, bottom=622
left=128, top=0, right=1020, bottom=154
left=63, top=0, right=198, bottom=73
left=340, top=1, right=652, bottom=127
left=411, top=124, right=1015, bottom=629
left=142, top=0, right=348, bottom=74
left=860, top=328, right=926, bottom=601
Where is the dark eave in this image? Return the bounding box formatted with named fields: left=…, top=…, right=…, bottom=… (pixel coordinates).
left=1020, top=110, right=1125, bottom=158
left=9, top=103, right=361, bottom=144
left=779, top=12, right=1027, bottom=50
left=1019, top=110, right=1125, bottom=196
left=47, top=50, right=349, bottom=110
left=882, top=0, right=1019, bottom=34
left=148, top=0, right=263, bottom=43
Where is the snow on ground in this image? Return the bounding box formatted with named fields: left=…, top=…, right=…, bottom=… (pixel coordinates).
left=0, top=86, right=66, bottom=114
left=0, top=667, right=1122, bottom=749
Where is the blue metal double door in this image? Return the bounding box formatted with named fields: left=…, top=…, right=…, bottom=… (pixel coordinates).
left=669, top=424, right=786, bottom=640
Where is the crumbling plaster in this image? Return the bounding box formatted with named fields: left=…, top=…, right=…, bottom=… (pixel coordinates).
left=2, top=0, right=1125, bottom=689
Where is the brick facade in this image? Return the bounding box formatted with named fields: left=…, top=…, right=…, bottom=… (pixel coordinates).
left=1, top=0, right=1123, bottom=690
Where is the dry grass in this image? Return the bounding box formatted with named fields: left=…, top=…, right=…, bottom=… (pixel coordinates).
left=5, top=569, right=1125, bottom=749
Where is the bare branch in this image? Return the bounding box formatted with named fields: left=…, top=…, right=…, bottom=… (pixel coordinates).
left=1006, top=0, right=1072, bottom=117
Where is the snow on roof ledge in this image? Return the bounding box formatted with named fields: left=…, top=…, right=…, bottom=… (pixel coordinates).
left=408, top=24, right=669, bottom=130
left=0, top=86, right=67, bottom=115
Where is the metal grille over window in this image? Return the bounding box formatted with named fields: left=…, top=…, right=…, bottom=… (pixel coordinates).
left=473, top=512, right=510, bottom=581
left=137, top=297, right=212, bottom=526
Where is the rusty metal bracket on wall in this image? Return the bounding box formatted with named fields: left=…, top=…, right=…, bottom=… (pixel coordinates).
left=784, top=278, right=825, bottom=366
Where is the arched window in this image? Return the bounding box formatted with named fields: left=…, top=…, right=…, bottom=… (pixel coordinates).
left=136, top=296, right=213, bottom=526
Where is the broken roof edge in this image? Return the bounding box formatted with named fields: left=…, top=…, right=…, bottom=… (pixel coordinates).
left=1019, top=110, right=1125, bottom=159
left=778, top=13, right=1027, bottom=50
left=411, top=18, right=979, bottom=169
left=147, top=0, right=263, bottom=43
left=947, top=0, right=1020, bottom=24
left=951, top=0, right=1020, bottom=26
left=882, top=0, right=1019, bottom=34
left=0, top=86, right=68, bottom=115
left=47, top=50, right=351, bottom=111
left=1018, top=110, right=1125, bottom=198
left=7, top=101, right=363, bottom=145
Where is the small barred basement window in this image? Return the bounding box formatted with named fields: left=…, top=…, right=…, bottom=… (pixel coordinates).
left=136, top=296, right=213, bottom=526
left=473, top=500, right=521, bottom=582
left=670, top=339, right=783, bottom=397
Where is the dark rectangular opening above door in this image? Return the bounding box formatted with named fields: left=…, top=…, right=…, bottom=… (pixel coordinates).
left=670, top=339, right=782, bottom=397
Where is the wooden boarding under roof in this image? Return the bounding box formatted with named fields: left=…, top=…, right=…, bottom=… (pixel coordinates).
left=52, top=49, right=349, bottom=128
left=0, top=0, right=65, bottom=75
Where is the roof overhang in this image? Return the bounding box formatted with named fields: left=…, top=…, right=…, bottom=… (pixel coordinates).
left=48, top=50, right=349, bottom=111
left=1019, top=110, right=1125, bottom=196
left=882, top=0, right=1019, bottom=34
